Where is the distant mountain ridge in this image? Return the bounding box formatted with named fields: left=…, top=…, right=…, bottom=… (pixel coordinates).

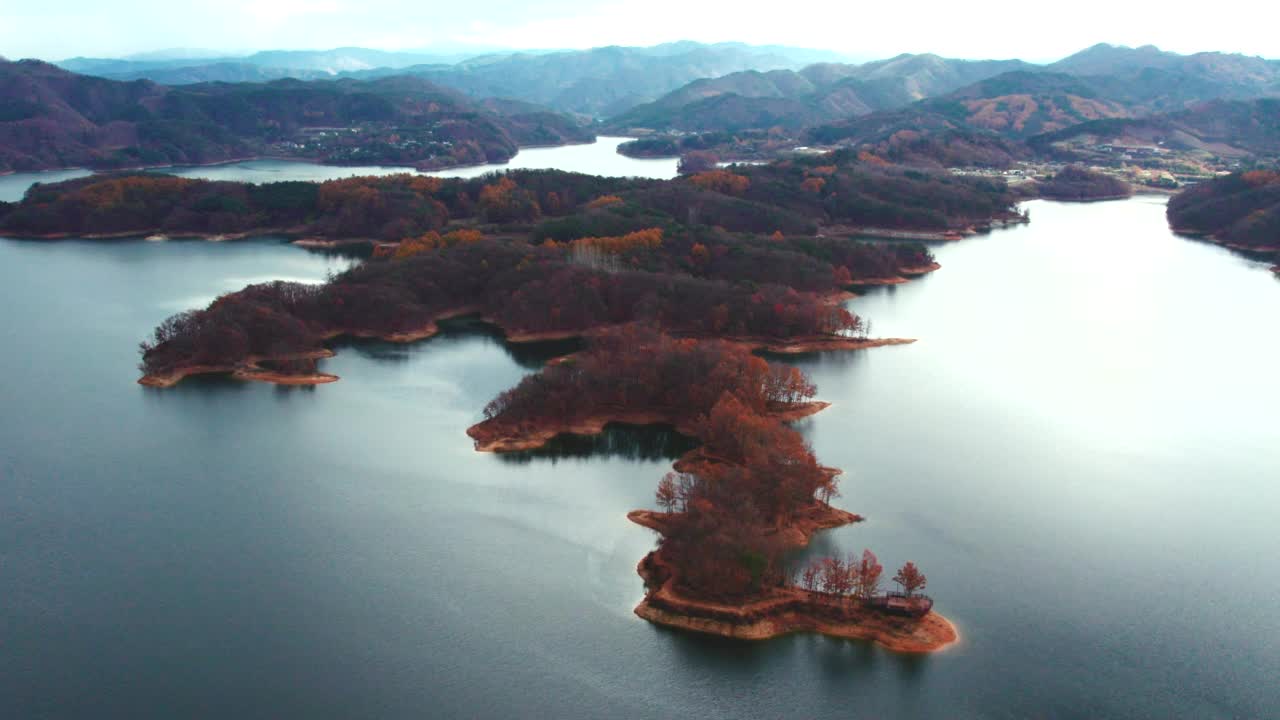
left=54, top=42, right=848, bottom=118
left=348, top=43, right=849, bottom=117
left=50, top=42, right=1279, bottom=126
left=59, top=47, right=497, bottom=77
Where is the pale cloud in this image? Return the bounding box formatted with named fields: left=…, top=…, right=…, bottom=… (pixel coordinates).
left=0, top=0, right=1274, bottom=62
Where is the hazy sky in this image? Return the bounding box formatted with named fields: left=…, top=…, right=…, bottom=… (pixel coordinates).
left=2, top=0, right=1275, bottom=62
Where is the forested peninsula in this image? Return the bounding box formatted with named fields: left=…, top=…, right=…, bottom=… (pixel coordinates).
left=47, top=154, right=1017, bottom=384
left=0, top=153, right=1023, bottom=385
left=469, top=327, right=957, bottom=651
left=9, top=150, right=1012, bottom=647
left=1167, top=170, right=1280, bottom=252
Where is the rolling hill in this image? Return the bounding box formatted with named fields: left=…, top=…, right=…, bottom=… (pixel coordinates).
left=1030, top=98, right=1280, bottom=159
left=0, top=59, right=591, bottom=173
left=604, top=54, right=1034, bottom=132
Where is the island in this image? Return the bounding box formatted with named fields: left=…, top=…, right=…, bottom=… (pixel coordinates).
left=467, top=326, right=957, bottom=652
left=1033, top=165, right=1134, bottom=202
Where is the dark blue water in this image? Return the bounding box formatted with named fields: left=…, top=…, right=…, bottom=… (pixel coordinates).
left=2, top=196, right=1278, bottom=719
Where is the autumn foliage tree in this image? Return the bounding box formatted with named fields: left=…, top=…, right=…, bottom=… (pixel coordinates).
left=585, top=194, right=624, bottom=209
left=893, top=562, right=927, bottom=597
left=852, top=550, right=883, bottom=601
left=795, top=549, right=882, bottom=603
left=478, top=176, right=542, bottom=223
left=677, top=150, right=719, bottom=175
left=689, top=170, right=750, bottom=196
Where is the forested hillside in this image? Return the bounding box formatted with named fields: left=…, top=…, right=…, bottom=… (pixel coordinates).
left=0, top=59, right=591, bottom=173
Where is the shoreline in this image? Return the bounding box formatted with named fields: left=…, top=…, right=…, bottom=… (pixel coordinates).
left=139, top=320, right=915, bottom=388
left=823, top=214, right=1027, bottom=243
left=1035, top=192, right=1134, bottom=203
left=133, top=239, right=934, bottom=389
left=12, top=226, right=304, bottom=242
left=737, top=336, right=916, bottom=354
left=466, top=400, right=830, bottom=453
left=634, top=594, right=960, bottom=652
left=630, top=538, right=958, bottom=653
left=1, top=136, right=598, bottom=183
left=826, top=225, right=968, bottom=242
left=899, top=261, right=943, bottom=276
left=138, top=350, right=338, bottom=388
left=137, top=306, right=484, bottom=387
left=1170, top=227, right=1280, bottom=255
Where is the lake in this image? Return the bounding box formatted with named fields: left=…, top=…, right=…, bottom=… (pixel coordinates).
left=1, top=181, right=1278, bottom=715
left=0, top=137, right=677, bottom=202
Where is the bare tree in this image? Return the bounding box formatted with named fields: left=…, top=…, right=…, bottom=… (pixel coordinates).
left=656, top=473, right=679, bottom=513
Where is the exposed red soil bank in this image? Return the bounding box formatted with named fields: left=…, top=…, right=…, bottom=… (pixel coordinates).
left=631, top=537, right=958, bottom=653
left=898, top=261, right=943, bottom=276
left=466, top=401, right=830, bottom=453
left=731, top=336, right=916, bottom=354
left=137, top=350, right=338, bottom=387
left=136, top=306, right=483, bottom=387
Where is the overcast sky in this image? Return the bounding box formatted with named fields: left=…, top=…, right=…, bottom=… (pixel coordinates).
left=2, top=0, right=1275, bottom=62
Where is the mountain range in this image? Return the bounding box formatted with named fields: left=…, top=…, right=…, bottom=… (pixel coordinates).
left=56, top=42, right=847, bottom=118
left=6, top=42, right=1279, bottom=175
left=606, top=44, right=1280, bottom=135
left=0, top=59, right=591, bottom=173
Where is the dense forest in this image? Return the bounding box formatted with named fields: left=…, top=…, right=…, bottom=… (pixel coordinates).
left=118, top=153, right=1010, bottom=381
left=0, top=147, right=1026, bottom=382
left=1167, top=170, right=1280, bottom=250
left=134, top=237, right=870, bottom=378
left=1, top=154, right=1015, bottom=241
left=1034, top=165, right=1133, bottom=201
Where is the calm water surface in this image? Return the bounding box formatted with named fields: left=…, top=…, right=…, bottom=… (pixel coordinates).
left=0, top=168, right=93, bottom=202
left=2, top=192, right=1278, bottom=719
left=0, top=137, right=674, bottom=204
left=161, top=136, right=676, bottom=183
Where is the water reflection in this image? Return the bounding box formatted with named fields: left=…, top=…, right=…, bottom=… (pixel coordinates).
left=435, top=317, right=585, bottom=369
left=661, top=624, right=776, bottom=671
left=496, top=423, right=698, bottom=465
left=273, top=384, right=318, bottom=398
left=811, top=634, right=881, bottom=678
left=294, top=243, right=375, bottom=262
left=325, top=317, right=585, bottom=371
